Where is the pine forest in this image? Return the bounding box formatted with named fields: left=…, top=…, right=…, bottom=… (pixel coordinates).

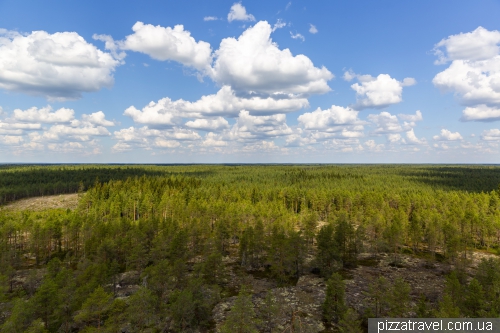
left=1, top=164, right=500, bottom=332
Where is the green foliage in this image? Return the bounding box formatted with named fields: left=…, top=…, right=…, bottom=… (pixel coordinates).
left=387, top=278, right=411, bottom=317
left=74, top=286, right=113, bottom=330
left=338, top=308, right=363, bottom=333
left=220, top=286, right=259, bottom=333
left=323, top=272, right=347, bottom=323
left=366, top=276, right=390, bottom=318
left=2, top=164, right=500, bottom=329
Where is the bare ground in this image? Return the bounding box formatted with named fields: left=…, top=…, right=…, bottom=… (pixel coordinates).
left=0, top=193, right=80, bottom=211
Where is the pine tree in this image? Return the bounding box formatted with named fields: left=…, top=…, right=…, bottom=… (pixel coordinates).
left=323, top=272, right=347, bottom=323
left=387, top=278, right=411, bottom=317
left=463, top=278, right=486, bottom=317
left=338, top=308, right=363, bottom=333
left=74, top=286, right=113, bottom=331
left=221, top=286, right=259, bottom=333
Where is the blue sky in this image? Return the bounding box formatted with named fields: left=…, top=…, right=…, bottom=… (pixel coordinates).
left=1, top=0, right=500, bottom=163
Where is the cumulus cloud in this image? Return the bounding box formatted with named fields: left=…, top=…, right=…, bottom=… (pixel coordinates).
left=202, top=132, right=228, bottom=147
left=309, top=24, right=318, bottom=34
left=211, top=21, right=333, bottom=96
left=433, top=27, right=500, bottom=121
left=229, top=110, right=292, bottom=141
left=242, top=140, right=279, bottom=152
left=368, top=111, right=411, bottom=134
left=185, top=117, right=229, bottom=131
left=461, top=105, right=500, bottom=122
left=298, top=105, right=360, bottom=130
left=433, top=129, right=463, bottom=141
left=81, top=111, right=115, bottom=126
left=321, top=138, right=364, bottom=152
left=154, top=138, right=181, bottom=148
left=433, top=26, right=500, bottom=64
left=0, top=135, right=23, bottom=145
left=124, top=86, right=308, bottom=127
left=204, top=16, right=218, bottom=21
left=0, top=29, right=120, bottom=100
left=227, top=3, right=255, bottom=22
left=123, top=102, right=182, bottom=127
left=179, top=86, right=308, bottom=116
left=348, top=72, right=416, bottom=110
left=0, top=121, right=40, bottom=135
left=112, top=126, right=200, bottom=152
left=403, top=129, right=426, bottom=145
left=12, top=106, right=74, bottom=123
left=480, top=129, right=500, bottom=141
left=119, top=22, right=212, bottom=72
left=29, top=124, right=110, bottom=142
left=398, top=110, right=423, bottom=122
left=365, top=139, right=384, bottom=151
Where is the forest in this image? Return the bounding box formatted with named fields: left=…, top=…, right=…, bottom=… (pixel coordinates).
left=0, top=164, right=500, bottom=332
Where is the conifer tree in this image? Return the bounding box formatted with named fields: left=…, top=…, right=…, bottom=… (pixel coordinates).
left=221, top=286, right=259, bottom=333
left=323, top=272, right=347, bottom=323
left=338, top=308, right=363, bottom=333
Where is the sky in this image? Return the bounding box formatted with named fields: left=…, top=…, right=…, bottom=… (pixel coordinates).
left=1, top=0, right=500, bottom=163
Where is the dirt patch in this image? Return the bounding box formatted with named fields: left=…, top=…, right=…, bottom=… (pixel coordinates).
left=0, top=193, right=80, bottom=211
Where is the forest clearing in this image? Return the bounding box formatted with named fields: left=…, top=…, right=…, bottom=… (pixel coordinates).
left=0, top=164, right=500, bottom=332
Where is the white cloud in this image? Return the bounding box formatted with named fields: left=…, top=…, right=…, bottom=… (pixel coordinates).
left=242, top=140, right=279, bottom=152
left=343, top=69, right=356, bottom=82
left=433, top=129, right=463, bottom=141
left=480, top=129, right=500, bottom=141
left=403, top=129, right=426, bottom=145
left=12, top=106, right=74, bottom=123
left=204, top=16, right=218, bottom=21
left=272, top=19, right=287, bottom=32
left=227, top=3, right=255, bottom=22
left=290, top=32, right=305, bottom=42
left=349, top=73, right=416, bottom=110
left=185, top=117, right=229, bottom=131
left=285, top=131, right=316, bottom=147
left=30, top=124, right=110, bottom=142
left=461, top=104, right=500, bottom=122
left=368, top=111, right=411, bottom=134
left=176, top=86, right=309, bottom=116
left=81, top=111, right=115, bottom=126
left=119, top=22, right=212, bottom=72
left=322, top=138, right=363, bottom=151
left=48, top=142, right=83, bottom=151
left=112, top=142, right=132, bottom=152
left=112, top=126, right=201, bottom=152
left=154, top=138, right=181, bottom=148
left=123, top=102, right=182, bottom=127
left=211, top=21, right=333, bottom=96
left=398, top=110, right=423, bottom=122
left=365, top=139, right=384, bottom=151
left=433, top=27, right=500, bottom=120
left=298, top=105, right=360, bottom=130
left=229, top=110, right=292, bottom=141
left=202, top=132, right=228, bottom=147
left=0, top=29, right=120, bottom=100
left=123, top=86, right=308, bottom=129
left=0, top=121, right=40, bottom=134
left=0, top=135, right=23, bottom=145
left=387, top=134, right=401, bottom=143
left=309, top=24, right=318, bottom=34
left=433, top=26, right=500, bottom=64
